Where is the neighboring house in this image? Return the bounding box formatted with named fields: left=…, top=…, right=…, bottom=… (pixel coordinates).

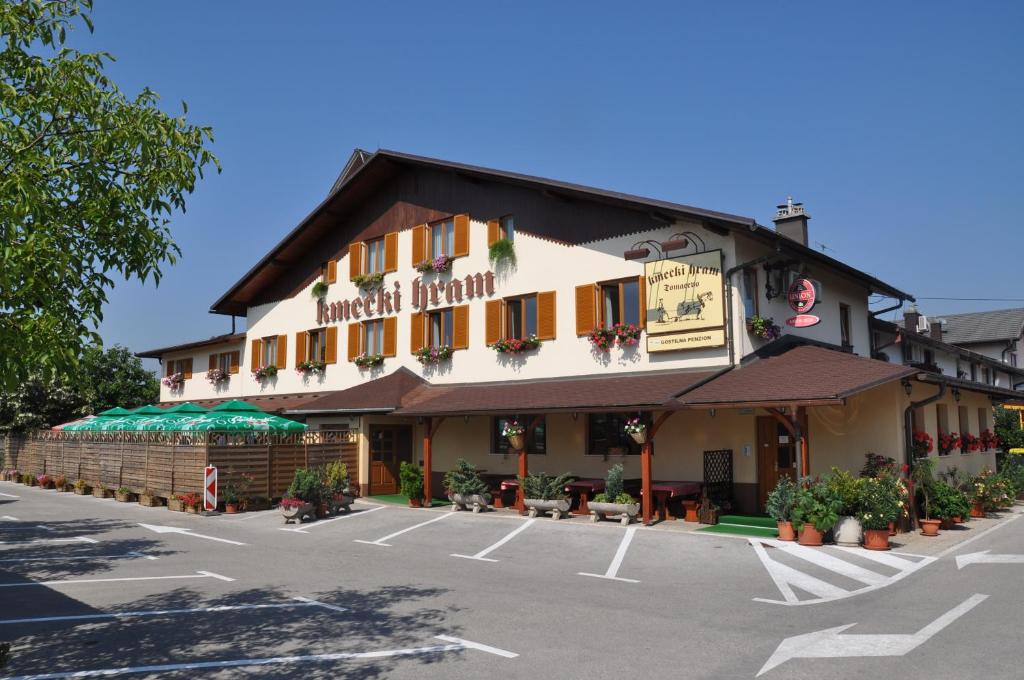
left=934, top=308, right=1024, bottom=378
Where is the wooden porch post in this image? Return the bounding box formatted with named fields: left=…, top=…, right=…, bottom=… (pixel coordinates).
left=423, top=417, right=433, bottom=505
left=516, top=448, right=528, bottom=513
left=641, top=441, right=653, bottom=525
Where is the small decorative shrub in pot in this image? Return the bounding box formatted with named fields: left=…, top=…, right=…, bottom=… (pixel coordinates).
left=53, top=475, right=68, bottom=492
left=252, top=365, right=278, bottom=381
left=519, top=472, right=574, bottom=519
left=747, top=315, right=781, bottom=340
left=765, top=476, right=799, bottom=541
left=73, top=479, right=90, bottom=495
left=279, top=497, right=315, bottom=524
left=280, top=468, right=320, bottom=523
left=323, top=460, right=354, bottom=515
left=115, top=486, right=133, bottom=503
left=588, top=464, right=639, bottom=525
left=443, top=458, right=491, bottom=512
left=825, top=468, right=864, bottom=547
left=36, top=474, right=53, bottom=490
left=399, top=461, right=424, bottom=508
left=311, top=280, right=329, bottom=299
left=791, top=477, right=841, bottom=546
left=488, top=237, right=516, bottom=267
left=857, top=475, right=904, bottom=550
left=138, top=488, right=161, bottom=507
left=178, top=492, right=201, bottom=514
left=353, top=353, right=384, bottom=369
left=92, top=482, right=110, bottom=499
left=911, top=458, right=941, bottom=536
left=933, top=481, right=970, bottom=529
left=222, top=471, right=254, bottom=513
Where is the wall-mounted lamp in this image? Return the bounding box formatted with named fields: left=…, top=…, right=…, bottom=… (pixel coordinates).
left=709, top=408, right=716, bottom=418
left=463, top=415, right=470, bottom=423
left=623, top=247, right=652, bottom=261
left=952, top=388, right=961, bottom=402
left=572, top=412, right=579, bottom=421
left=902, top=379, right=913, bottom=396
left=660, top=237, right=689, bottom=253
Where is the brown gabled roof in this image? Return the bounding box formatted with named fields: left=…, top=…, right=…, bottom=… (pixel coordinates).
left=158, top=392, right=327, bottom=414
left=393, top=368, right=722, bottom=417
left=673, top=345, right=916, bottom=409
left=137, top=333, right=247, bottom=359
left=284, top=367, right=428, bottom=414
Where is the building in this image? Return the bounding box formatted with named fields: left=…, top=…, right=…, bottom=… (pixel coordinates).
left=137, top=149, right=1019, bottom=519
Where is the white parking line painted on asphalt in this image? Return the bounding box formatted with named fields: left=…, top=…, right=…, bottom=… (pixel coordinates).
left=281, top=505, right=386, bottom=534
left=137, top=523, right=247, bottom=546
left=0, top=551, right=156, bottom=564
left=764, top=540, right=889, bottom=586
left=0, top=635, right=517, bottom=679
left=0, top=536, right=97, bottom=547
left=222, top=509, right=278, bottom=521
left=0, top=492, right=19, bottom=499
left=0, top=596, right=345, bottom=626
left=0, top=525, right=52, bottom=532
left=451, top=518, right=535, bottom=562
left=578, top=526, right=640, bottom=583
left=0, top=570, right=234, bottom=588
left=2, top=515, right=18, bottom=520
left=353, top=511, right=455, bottom=547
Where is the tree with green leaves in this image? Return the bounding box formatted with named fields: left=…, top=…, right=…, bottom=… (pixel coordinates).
left=0, top=0, right=219, bottom=390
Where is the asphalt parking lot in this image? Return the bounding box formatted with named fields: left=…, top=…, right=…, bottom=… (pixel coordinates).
left=2, top=481, right=1023, bottom=679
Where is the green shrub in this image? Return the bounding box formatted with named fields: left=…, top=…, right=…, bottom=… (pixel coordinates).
left=286, top=467, right=325, bottom=504
left=823, top=467, right=863, bottom=516
left=443, top=459, right=489, bottom=497
left=911, top=458, right=938, bottom=519
left=592, top=463, right=635, bottom=504
left=488, top=238, right=516, bottom=266
left=519, top=472, right=574, bottom=501
left=323, top=460, right=350, bottom=496
left=931, top=481, right=971, bottom=520
left=765, top=476, right=798, bottom=522
left=857, top=474, right=905, bottom=529
left=399, top=461, right=424, bottom=501
left=791, top=477, right=841, bottom=531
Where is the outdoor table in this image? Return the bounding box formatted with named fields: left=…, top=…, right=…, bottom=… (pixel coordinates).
left=495, top=478, right=519, bottom=509
left=644, top=481, right=702, bottom=521
left=564, top=478, right=605, bottom=516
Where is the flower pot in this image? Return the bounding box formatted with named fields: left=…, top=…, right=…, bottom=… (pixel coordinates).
left=449, top=493, right=491, bottom=513
left=940, top=518, right=955, bottom=530
left=225, top=503, right=239, bottom=514
left=970, top=501, right=985, bottom=518
left=952, top=515, right=963, bottom=524
left=280, top=502, right=314, bottom=524
left=506, top=434, right=525, bottom=451
left=139, top=495, right=161, bottom=507
left=316, top=503, right=329, bottom=519
left=185, top=504, right=199, bottom=514
left=833, top=516, right=863, bottom=547
left=409, top=497, right=423, bottom=508
left=798, top=523, right=824, bottom=546
left=888, top=521, right=896, bottom=536
left=776, top=520, right=796, bottom=541
left=588, top=501, right=640, bottom=525
left=92, top=487, right=110, bottom=499
left=167, top=497, right=184, bottom=512
left=628, top=431, right=647, bottom=445
left=524, top=498, right=571, bottom=519
left=919, top=518, right=941, bottom=536
left=330, top=495, right=354, bottom=515
left=863, top=528, right=891, bottom=551
left=115, top=491, right=133, bottom=503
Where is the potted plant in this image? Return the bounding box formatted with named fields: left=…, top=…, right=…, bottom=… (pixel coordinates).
left=323, top=461, right=354, bottom=515
left=252, top=365, right=278, bottom=380
left=73, top=479, right=90, bottom=495
left=351, top=272, right=384, bottom=289
left=443, top=459, right=491, bottom=512
left=747, top=315, right=781, bottom=340
left=933, top=482, right=970, bottom=529
left=413, top=345, right=454, bottom=365
left=502, top=421, right=525, bottom=451
left=353, top=353, right=384, bottom=369
left=961, top=432, right=981, bottom=452
left=587, top=327, right=617, bottom=353
left=222, top=482, right=241, bottom=514
left=624, top=418, right=647, bottom=445
left=765, top=476, right=799, bottom=540
left=311, top=280, right=329, bottom=299
left=178, top=492, right=201, bottom=514
left=489, top=335, right=541, bottom=355
left=519, top=472, right=574, bottom=519
left=488, top=238, right=516, bottom=267
left=280, top=497, right=315, bottom=524
left=399, top=461, right=424, bottom=508
left=115, top=486, right=134, bottom=502
left=911, top=458, right=941, bottom=536
left=21, top=472, right=35, bottom=486
left=92, top=482, right=111, bottom=499
left=979, top=429, right=1000, bottom=451
left=295, top=360, right=327, bottom=376
left=138, top=488, right=161, bottom=507
left=857, top=475, right=902, bottom=550
left=53, top=475, right=68, bottom=492
left=911, top=431, right=934, bottom=458
left=415, top=255, right=453, bottom=274
left=280, top=468, right=319, bottom=523
left=167, top=494, right=184, bottom=512
left=36, top=474, right=53, bottom=489
left=588, top=464, right=640, bottom=524
left=791, top=478, right=841, bottom=546
left=162, top=372, right=185, bottom=390
left=938, top=431, right=962, bottom=456
left=205, top=367, right=229, bottom=384
left=825, top=468, right=864, bottom=547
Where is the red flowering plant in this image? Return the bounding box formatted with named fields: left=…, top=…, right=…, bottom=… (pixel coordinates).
left=961, top=432, right=981, bottom=452
left=36, top=474, right=52, bottom=488
left=937, top=431, right=962, bottom=456
left=587, top=323, right=642, bottom=352
left=911, top=431, right=933, bottom=458
left=279, top=497, right=307, bottom=509
left=176, top=492, right=200, bottom=509
left=490, top=335, right=541, bottom=354
left=587, top=327, right=616, bottom=352
left=979, top=429, right=1000, bottom=451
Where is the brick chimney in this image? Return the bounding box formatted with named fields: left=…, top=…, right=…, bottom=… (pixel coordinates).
left=930, top=321, right=943, bottom=341
left=773, top=197, right=810, bottom=246
left=904, top=305, right=921, bottom=334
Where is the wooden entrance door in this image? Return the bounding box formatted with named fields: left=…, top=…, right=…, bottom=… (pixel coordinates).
left=756, top=416, right=797, bottom=511
left=369, top=425, right=413, bottom=495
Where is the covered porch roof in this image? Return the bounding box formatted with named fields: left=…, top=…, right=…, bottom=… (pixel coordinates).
left=285, top=367, right=428, bottom=415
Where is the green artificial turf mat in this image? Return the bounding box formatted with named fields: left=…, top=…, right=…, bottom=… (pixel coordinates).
left=718, top=514, right=776, bottom=529
left=367, top=494, right=446, bottom=507
left=696, top=523, right=779, bottom=538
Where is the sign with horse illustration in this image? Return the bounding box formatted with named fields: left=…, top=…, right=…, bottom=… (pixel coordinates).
left=644, top=250, right=725, bottom=352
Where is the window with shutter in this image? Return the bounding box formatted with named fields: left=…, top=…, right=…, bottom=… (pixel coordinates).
left=383, top=316, right=397, bottom=357
left=229, top=351, right=240, bottom=374
left=410, top=312, right=425, bottom=353
left=261, top=337, right=278, bottom=368
left=325, top=326, right=338, bottom=364
left=505, top=295, right=538, bottom=338
left=575, top=284, right=598, bottom=336
left=295, top=331, right=308, bottom=365
left=411, top=224, right=427, bottom=266
left=326, top=259, right=338, bottom=284
left=347, top=322, right=361, bottom=361
left=165, top=360, right=173, bottom=377
left=485, top=299, right=504, bottom=345
left=536, top=291, right=556, bottom=340
left=182, top=358, right=193, bottom=379
left=487, top=219, right=500, bottom=246
left=598, top=278, right=642, bottom=328
left=384, top=232, right=398, bottom=272
left=364, top=238, right=385, bottom=274
left=348, top=243, right=363, bottom=280
left=250, top=339, right=262, bottom=371
left=452, top=214, right=470, bottom=257
left=276, top=335, right=288, bottom=369
left=208, top=354, right=217, bottom=371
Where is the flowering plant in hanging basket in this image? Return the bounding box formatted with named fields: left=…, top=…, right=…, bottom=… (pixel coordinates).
left=354, top=353, right=384, bottom=369
left=413, top=345, right=453, bottom=365
left=295, top=360, right=326, bottom=375
left=624, top=417, right=647, bottom=444
left=206, top=368, right=229, bottom=384
left=490, top=335, right=541, bottom=354
left=351, top=272, right=384, bottom=289
left=162, top=372, right=185, bottom=389
left=252, top=365, right=278, bottom=380
left=747, top=315, right=782, bottom=341
left=911, top=431, right=933, bottom=457
left=937, top=431, right=961, bottom=456
left=502, top=421, right=526, bottom=450
left=415, top=255, right=453, bottom=274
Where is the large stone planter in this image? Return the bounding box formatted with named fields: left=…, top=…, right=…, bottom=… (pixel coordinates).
left=280, top=502, right=315, bottom=524
left=330, top=495, right=355, bottom=515
left=138, top=494, right=162, bottom=507
left=449, top=493, right=491, bottom=513
left=833, top=515, right=863, bottom=547
left=92, top=487, right=111, bottom=499
left=588, top=501, right=640, bottom=525
left=524, top=498, right=571, bottom=519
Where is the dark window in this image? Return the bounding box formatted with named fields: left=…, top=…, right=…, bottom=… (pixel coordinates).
left=307, top=328, right=327, bottom=362
left=742, top=269, right=758, bottom=318
left=364, top=238, right=385, bottom=274
left=587, top=412, right=651, bottom=456
left=839, top=303, right=852, bottom=348
left=902, top=340, right=914, bottom=363
left=428, top=308, right=454, bottom=347
left=492, top=415, right=546, bottom=455
left=429, top=219, right=455, bottom=258
left=600, top=279, right=641, bottom=327
left=506, top=295, right=537, bottom=338
left=498, top=215, right=515, bottom=241
left=970, top=363, right=977, bottom=381
left=363, top=319, right=384, bottom=355
left=923, top=349, right=934, bottom=367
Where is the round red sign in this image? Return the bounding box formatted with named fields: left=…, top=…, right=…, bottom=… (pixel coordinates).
left=787, top=278, right=816, bottom=314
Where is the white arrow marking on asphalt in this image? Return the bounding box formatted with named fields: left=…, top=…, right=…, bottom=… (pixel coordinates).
left=956, top=550, right=1024, bottom=569
left=757, top=593, right=988, bottom=676
left=137, top=523, right=246, bottom=546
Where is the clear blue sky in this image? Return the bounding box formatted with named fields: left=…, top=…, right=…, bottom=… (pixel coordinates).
left=72, top=1, right=1023, bottom=363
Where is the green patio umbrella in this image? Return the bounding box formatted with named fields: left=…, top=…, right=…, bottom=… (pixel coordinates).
left=61, top=406, right=134, bottom=431
left=164, top=402, right=209, bottom=414
left=210, top=400, right=264, bottom=413
left=130, top=405, right=166, bottom=415
left=176, top=400, right=306, bottom=432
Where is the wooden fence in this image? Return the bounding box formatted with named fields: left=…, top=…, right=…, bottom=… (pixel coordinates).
left=3, top=431, right=357, bottom=501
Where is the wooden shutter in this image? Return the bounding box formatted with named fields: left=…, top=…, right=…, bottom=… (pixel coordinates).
left=383, top=232, right=398, bottom=272
left=637, top=276, right=647, bottom=328
left=325, top=326, right=338, bottom=364
left=575, top=284, right=598, bottom=336
left=326, top=259, right=337, bottom=284
left=208, top=354, right=217, bottom=371
left=537, top=291, right=556, bottom=340
left=487, top=219, right=500, bottom=246
left=383, top=316, right=397, bottom=357
left=453, top=214, right=470, bottom=257
left=229, top=351, right=240, bottom=374
left=348, top=243, right=363, bottom=280
left=485, top=299, right=504, bottom=345
left=182, top=358, right=193, bottom=380
left=250, top=339, right=262, bottom=370
left=410, top=312, right=425, bottom=353
left=452, top=305, right=469, bottom=349
left=165, top=360, right=173, bottom=377
left=276, top=335, right=287, bottom=370
left=411, top=224, right=427, bottom=266
left=295, top=332, right=307, bottom=365
left=347, top=322, right=361, bottom=361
